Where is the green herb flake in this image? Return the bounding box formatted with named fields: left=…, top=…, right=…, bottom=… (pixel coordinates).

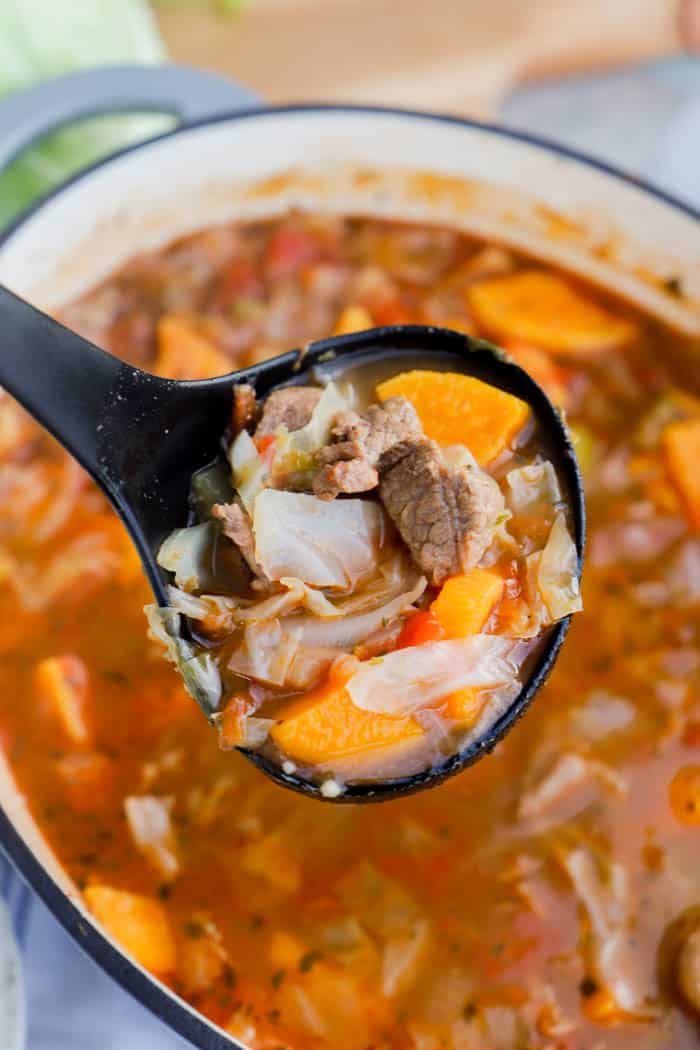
left=299, top=950, right=322, bottom=973
left=580, top=975, right=599, bottom=998
left=270, top=969, right=286, bottom=989
left=183, top=920, right=205, bottom=939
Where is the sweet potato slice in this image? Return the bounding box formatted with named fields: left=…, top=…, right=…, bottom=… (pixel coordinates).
left=271, top=680, right=423, bottom=765
left=430, top=569, right=504, bottom=638
left=376, top=369, right=530, bottom=465
left=154, top=315, right=232, bottom=380
left=84, top=885, right=176, bottom=973
left=468, top=271, right=637, bottom=355
left=663, top=417, right=700, bottom=530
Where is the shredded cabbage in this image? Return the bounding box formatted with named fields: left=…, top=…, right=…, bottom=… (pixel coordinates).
left=230, top=430, right=268, bottom=513
left=506, top=460, right=562, bottom=512
left=347, top=636, right=521, bottom=716
left=274, top=381, right=349, bottom=456
left=228, top=619, right=303, bottom=687
left=166, top=585, right=237, bottom=628
left=536, top=513, right=582, bottom=620
left=253, top=489, right=384, bottom=590
left=144, top=604, right=222, bottom=715
left=288, top=577, right=426, bottom=649
left=157, top=521, right=217, bottom=593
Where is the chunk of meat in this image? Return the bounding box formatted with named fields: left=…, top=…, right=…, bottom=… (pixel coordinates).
left=232, top=383, right=258, bottom=435
left=378, top=440, right=505, bottom=585
left=313, top=397, right=422, bottom=499
left=313, top=458, right=379, bottom=500
left=212, top=500, right=263, bottom=579
left=255, top=386, right=321, bottom=437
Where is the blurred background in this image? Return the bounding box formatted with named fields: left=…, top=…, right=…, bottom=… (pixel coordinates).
left=1, top=0, right=699, bottom=231
left=0, top=2, right=698, bottom=1048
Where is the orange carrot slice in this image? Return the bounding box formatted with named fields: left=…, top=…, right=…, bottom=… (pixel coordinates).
left=468, top=271, right=637, bottom=355
left=84, top=886, right=176, bottom=973
left=663, top=417, right=700, bottom=530
left=154, top=315, right=232, bottom=380
left=431, top=569, right=504, bottom=639
left=376, top=369, right=530, bottom=465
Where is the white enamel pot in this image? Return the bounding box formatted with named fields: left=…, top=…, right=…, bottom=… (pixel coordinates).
left=0, top=63, right=698, bottom=1050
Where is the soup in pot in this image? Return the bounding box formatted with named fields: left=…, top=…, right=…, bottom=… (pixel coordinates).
left=0, top=212, right=699, bottom=1048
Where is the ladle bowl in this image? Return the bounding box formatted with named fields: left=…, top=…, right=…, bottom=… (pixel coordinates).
left=0, top=284, right=585, bottom=802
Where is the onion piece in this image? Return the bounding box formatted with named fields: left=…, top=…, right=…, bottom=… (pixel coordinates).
left=346, top=635, right=522, bottom=716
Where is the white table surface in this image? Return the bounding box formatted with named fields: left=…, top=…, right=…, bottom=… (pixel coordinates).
left=2, top=56, right=699, bottom=1050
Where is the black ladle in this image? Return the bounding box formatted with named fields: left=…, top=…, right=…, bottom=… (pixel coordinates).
left=0, top=285, right=585, bottom=803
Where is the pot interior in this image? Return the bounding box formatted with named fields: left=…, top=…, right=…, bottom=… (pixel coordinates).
left=0, top=105, right=698, bottom=1049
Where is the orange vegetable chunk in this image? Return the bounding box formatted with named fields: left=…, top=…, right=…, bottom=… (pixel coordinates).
left=332, top=304, right=373, bottom=336
left=430, top=569, right=504, bottom=639
left=505, top=341, right=571, bottom=407
left=154, top=315, right=232, bottom=380
left=84, top=885, right=176, bottom=973
left=468, top=271, right=637, bottom=355
left=376, top=369, right=530, bottom=465
left=663, top=417, right=700, bottom=530
left=444, top=687, right=483, bottom=726
left=669, top=765, right=700, bottom=825
left=271, top=680, right=423, bottom=766
left=396, top=610, right=446, bottom=649
left=35, top=654, right=91, bottom=745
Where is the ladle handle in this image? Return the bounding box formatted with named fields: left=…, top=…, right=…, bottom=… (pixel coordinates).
left=0, top=284, right=140, bottom=499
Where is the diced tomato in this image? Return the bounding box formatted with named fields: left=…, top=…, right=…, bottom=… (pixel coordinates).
left=683, top=722, right=700, bottom=748
left=254, top=434, right=276, bottom=455
left=54, top=752, right=118, bottom=814
left=371, top=298, right=414, bottom=326
left=265, top=227, right=320, bottom=279
left=213, top=259, right=263, bottom=307
left=396, top=610, right=446, bottom=649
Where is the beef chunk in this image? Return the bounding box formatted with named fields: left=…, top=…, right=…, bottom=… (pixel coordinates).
left=232, top=383, right=259, bottom=435
left=378, top=440, right=505, bottom=585
left=255, top=386, right=321, bottom=437
left=212, top=500, right=264, bottom=581
left=313, top=458, right=379, bottom=500
left=313, top=396, right=422, bottom=499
